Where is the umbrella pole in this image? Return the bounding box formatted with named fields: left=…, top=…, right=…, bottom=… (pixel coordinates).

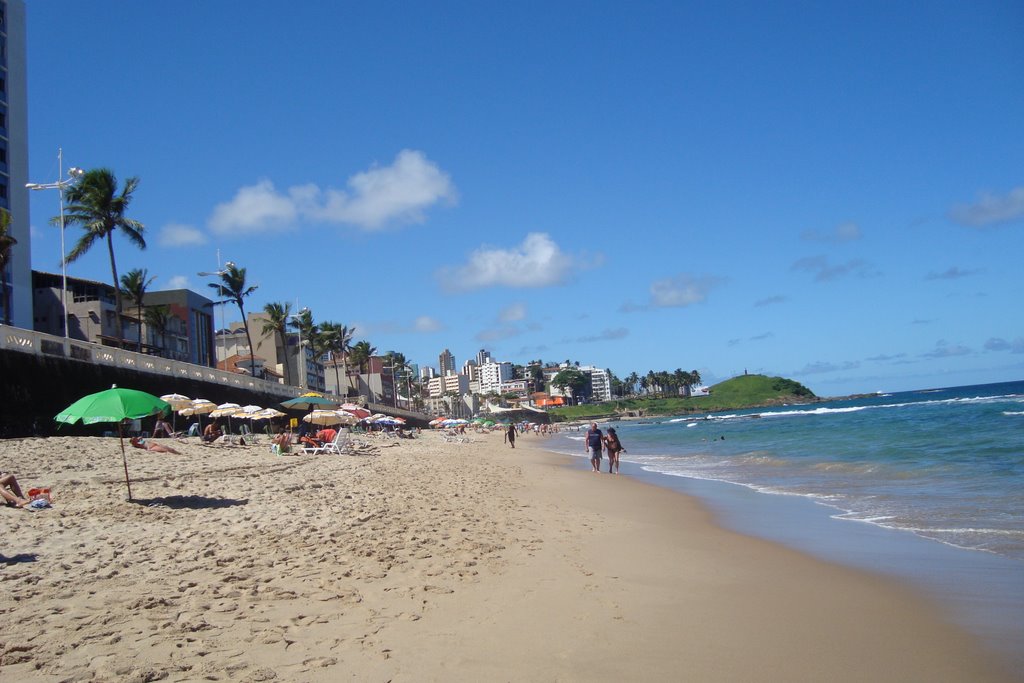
left=118, top=422, right=134, bottom=501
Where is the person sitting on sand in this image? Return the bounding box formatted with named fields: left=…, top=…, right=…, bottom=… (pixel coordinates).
left=272, top=428, right=293, bottom=454
left=315, top=428, right=337, bottom=445
left=152, top=417, right=174, bottom=438
left=1, top=471, right=30, bottom=507
left=202, top=421, right=223, bottom=443
left=130, top=437, right=181, bottom=454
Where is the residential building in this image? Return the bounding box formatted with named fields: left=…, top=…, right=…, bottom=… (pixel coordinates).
left=499, top=378, right=529, bottom=398
left=475, top=349, right=492, bottom=366
left=142, top=288, right=216, bottom=366
left=462, top=358, right=478, bottom=381
left=31, top=272, right=217, bottom=364
left=221, top=315, right=324, bottom=389
left=33, top=271, right=139, bottom=348
left=427, top=372, right=468, bottom=399
left=479, top=361, right=513, bottom=395
left=579, top=365, right=612, bottom=402
left=438, top=348, right=455, bottom=376
left=420, top=366, right=436, bottom=380
left=2, top=1, right=30, bottom=329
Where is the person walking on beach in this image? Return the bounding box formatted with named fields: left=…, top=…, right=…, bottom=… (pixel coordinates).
left=603, top=427, right=625, bottom=474
left=586, top=423, right=604, bottom=472
left=504, top=423, right=517, bottom=448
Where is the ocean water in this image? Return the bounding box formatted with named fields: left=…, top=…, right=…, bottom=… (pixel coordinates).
left=545, top=380, right=1024, bottom=664
left=552, top=379, right=1024, bottom=560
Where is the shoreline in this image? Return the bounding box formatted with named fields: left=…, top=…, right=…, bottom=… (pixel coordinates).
left=1, top=433, right=1017, bottom=681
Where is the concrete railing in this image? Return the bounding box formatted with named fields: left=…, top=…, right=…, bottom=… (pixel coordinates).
left=0, top=324, right=301, bottom=400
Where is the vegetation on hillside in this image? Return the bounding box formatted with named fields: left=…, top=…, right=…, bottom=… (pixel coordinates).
left=549, top=374, right=816, bottom=421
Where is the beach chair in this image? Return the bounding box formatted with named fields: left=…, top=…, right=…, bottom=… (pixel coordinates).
left=303, top=431, right=343, bottom=455
left=240, top=424, right=261, bottom=444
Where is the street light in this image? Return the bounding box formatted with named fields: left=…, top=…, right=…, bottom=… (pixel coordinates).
left=26, top=148, right=84, bottom=338
left=287, top=306, right=309, bottom=390
left=198, top=251, right=234, bottom=368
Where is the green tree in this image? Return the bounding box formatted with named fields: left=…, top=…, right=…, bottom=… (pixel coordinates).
left=0, top=208, right=16, bottom=326
left=260, top=301, right=293, bottom=385
left=348, top=340, right=377, bottom=399
left=625, top=372, right=640, bottom=397
left=208, top=262, right=258, bottom=375
left=552, top=368, right=588, bottom=404
left=144, top=304, right=171, bottom=357
left=318, top=321, right=353, bottom=396
left=120, top=267, right=156, bottom=351
left=61, top=168, right=145, bottom=344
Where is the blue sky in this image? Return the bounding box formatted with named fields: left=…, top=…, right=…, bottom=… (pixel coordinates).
left=24, top=1, right=1024, bottom=396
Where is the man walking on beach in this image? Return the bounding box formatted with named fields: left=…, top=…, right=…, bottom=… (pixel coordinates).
left=586, top=422, right=603, bottom=473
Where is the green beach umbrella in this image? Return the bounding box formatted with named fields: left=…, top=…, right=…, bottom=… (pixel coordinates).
left=280, top=395, right=338, bottom=411
left=55, top=385, right=171, bottom=501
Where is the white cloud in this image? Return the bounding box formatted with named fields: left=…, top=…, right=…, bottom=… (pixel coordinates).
left=650, top=274, right=724, bottom=308
left=984, top=337, right=1024, bottom=353
left=207, top=150, right=456, bottom=235
left=754, top=295, right=787, bottom=308
left=347, top=316, right=442, bottom=336
left=572, top=327, right=629, bottom=343
left=166, top=275, right=190, bottom=289
left=310, top=149, right=457, bottom=230
left=801, top=221, right=862, bottom=242
left=476, top=326, right=522, bottom=342
left=925, top=266, right=980, bottom=280
left=791, top=255, right=873, bottom=282
left=413, top=316, right=443, bottom=333
left=438, top=233, right=585, bottom=292
left=920, top=340, right=972, bottom=359
left=499, top=303, right=527, bottom=322
left=158, top=223, right=208, bottom=247
left=209, top=180, right=298, bottom=234
left=949, top=187, right=1024, bottom=227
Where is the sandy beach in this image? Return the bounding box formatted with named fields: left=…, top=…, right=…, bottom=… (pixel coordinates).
left=1, top=430, right=1016, bottom=682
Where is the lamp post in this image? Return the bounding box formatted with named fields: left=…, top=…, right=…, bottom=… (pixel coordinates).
left=26, top=148, right=84, bottom=338
left=288, top=306, right=309, bottom=390
left=198, top=251, right=234, bottom=369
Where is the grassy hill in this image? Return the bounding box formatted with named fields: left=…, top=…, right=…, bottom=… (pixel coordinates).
left=549, top=374, right=816, bottom=422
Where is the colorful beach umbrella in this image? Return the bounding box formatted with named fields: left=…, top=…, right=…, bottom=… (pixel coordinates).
left=281, top=395, right=337, bottom=411
left=54, top=386, right=171, bottom=501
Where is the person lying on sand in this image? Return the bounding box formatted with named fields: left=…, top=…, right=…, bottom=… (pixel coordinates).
left=130, top=437, right=181, bottom=454
left=1, top=471, right=30, bottom=507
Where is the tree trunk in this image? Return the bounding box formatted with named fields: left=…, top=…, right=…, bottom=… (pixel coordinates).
left=107, top=232, right=124, bottom=345
left=1, top=278, right=10, bottom=326
left=238, top=302, right=256, bottom=378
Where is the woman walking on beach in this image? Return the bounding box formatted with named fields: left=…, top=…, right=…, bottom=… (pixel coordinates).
left=603, top=427, right=624, bottom=474
left=504, top=423, right=517, bottom=449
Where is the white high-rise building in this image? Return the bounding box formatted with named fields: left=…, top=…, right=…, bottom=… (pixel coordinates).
left=479, top=361, right=513, bottom=395
left=2, top=1, right=30, bottom=328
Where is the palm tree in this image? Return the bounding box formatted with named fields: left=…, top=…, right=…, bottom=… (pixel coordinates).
left=626, top=372, right=640, bottom=397
left=261, top=301, right=293, bottom=385
left=144, top=304, right=171, bottom=357
left=61, top=168, right=145, bottom=345
left=120, top=268, right=156, bottom=351
left=208, top=262, right=258, bottom=375
left=384, top=351, right=411, bottom=407
left=318, top=321, right=353, bottom=396
left=348, top=340, right=376, bottom=400
left=288, top=308, right=316, bottom=388
left=0, top=208, right=16, bottom=326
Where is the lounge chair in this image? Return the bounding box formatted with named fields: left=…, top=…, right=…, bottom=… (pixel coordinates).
left=303, top=430, right=343, bottom=455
